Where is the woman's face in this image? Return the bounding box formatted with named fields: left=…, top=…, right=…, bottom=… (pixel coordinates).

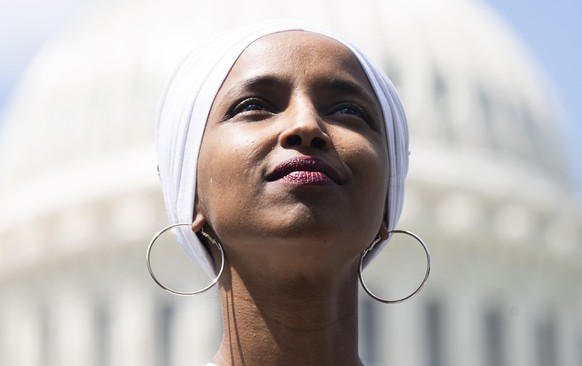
left=195, top=31, right=389, bottom=266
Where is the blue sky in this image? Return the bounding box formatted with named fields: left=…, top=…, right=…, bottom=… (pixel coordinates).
left=0, top=0, right=580, bottom=191
left=0, top=0, right=94, bottom=120
left=485, top=0, right=582, bottom=192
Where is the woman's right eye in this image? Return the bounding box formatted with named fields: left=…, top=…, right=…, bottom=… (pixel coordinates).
left=228, top=98, right=273, bottom=119
left=239, top=103, right=264, bottom=112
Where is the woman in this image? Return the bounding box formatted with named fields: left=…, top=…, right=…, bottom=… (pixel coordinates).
left=150, top=20, right=429, bottom=365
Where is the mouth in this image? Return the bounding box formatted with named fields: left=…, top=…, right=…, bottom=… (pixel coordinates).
left=266, top=156, right=343, bottom=186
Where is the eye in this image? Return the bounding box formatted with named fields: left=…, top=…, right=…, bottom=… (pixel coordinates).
left=328, top=103, right=370, bottom=123
left=227, top=98, right=274, bottom=120
left=238, top=102, right=264, bottom=113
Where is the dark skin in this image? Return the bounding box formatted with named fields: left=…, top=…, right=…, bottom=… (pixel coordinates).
left=191, top=31, right=389, bottom=365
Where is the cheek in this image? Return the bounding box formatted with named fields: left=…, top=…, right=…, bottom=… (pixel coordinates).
left=335, top=130, right=388, bottom=180
left=195, top=127, right=272, bottom=218
left=358, top=148, right=389, bottom=207
left=335, top=131, right=389, bottom=211
left=197, top=144, right=240, bottom=208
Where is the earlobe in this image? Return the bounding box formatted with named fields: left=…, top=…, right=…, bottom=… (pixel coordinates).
left=191, top=211, right=207, bottom=232
left=378, top=222, right=389, bottom=240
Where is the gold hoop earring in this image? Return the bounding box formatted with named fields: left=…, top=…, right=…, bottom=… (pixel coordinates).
left=358, top=230, right=431, bottom=304
left=146, top=223, right=225, bottom=296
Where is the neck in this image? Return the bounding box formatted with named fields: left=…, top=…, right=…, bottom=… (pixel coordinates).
left=211, top=262, right=363, bottom=366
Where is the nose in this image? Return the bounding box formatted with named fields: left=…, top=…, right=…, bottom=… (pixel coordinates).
left=278, top=101, right=331, bottom=151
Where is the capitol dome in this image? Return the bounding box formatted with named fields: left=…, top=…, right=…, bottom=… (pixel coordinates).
left=0, top=0, right=580, bottom=365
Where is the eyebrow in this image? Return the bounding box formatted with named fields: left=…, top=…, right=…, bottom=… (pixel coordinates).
left=220, top=75, right=290, bottom=103
left=318, top=77, right=372, bottom=97
left=218, top=73, right=381, bottom=116
left=313, top=75, right=385, bottom=127
left=319, top=76, right=385, bottom=131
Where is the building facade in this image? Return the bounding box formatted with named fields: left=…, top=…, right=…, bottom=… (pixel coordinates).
left=0, top=0, right=581, bottom=365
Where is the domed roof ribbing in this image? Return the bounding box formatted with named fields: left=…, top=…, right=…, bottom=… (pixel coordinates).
left=0, top=0, right=571, bottom=228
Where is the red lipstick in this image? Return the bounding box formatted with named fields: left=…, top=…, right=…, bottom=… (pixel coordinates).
left=266, top=156, right=342, bottom=186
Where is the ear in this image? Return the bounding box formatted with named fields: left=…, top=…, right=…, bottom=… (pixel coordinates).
left=378, top=222, right=389, bottom=240
left=191, top=210, right=207, bottom=232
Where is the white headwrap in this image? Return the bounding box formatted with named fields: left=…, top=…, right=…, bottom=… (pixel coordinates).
left=156, top=20, right=409, bottom=276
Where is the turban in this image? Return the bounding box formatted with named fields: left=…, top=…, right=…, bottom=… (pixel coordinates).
left=156, top=20, right=409, bottom=276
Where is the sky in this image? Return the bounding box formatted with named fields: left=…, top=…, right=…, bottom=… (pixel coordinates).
left=0, top=0, right=93, bottom=112
left=0, top=0, right=580, bottom=191
left=485, top=0, right=582, bottom=192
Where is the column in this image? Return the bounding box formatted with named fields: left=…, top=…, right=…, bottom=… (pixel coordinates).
left=0, top=288, right=43, bottom=366
left=505, top=298, right=535, bottom=366
left=50, top=283, right=96, bottom=366
left=446, top=289, right=485, bottom=366
left=109, top=281, right=156, bottom=366
left=382, top=294, right=424, bottom=366
left=173, top=294, right=222, bottom=365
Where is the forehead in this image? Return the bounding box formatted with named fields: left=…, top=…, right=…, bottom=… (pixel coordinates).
left=235, top=31, right=368, bottom=81
left=242, top=30, right=360, bottom=68
left=218, top=30, right=377, bottom=101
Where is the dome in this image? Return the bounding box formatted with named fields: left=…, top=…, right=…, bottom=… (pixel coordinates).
left=0, top=0, right=574, bottom=230
left=0, top=0, right=580, bottom=365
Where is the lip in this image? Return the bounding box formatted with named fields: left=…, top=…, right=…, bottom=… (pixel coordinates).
left=266, top=156, right=343, bottom=186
